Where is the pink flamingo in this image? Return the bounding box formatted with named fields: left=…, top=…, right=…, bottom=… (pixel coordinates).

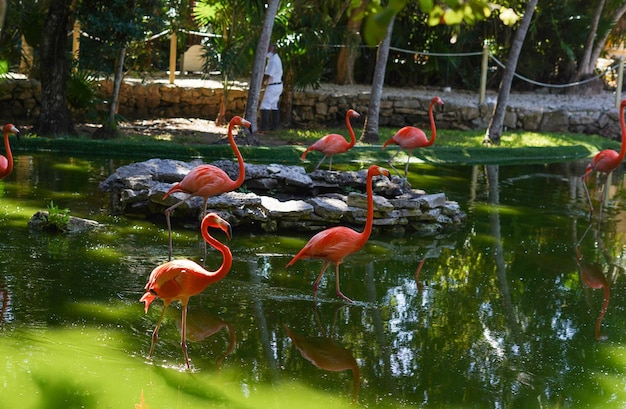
left=286, top=165, right=389, bottom=302
left=140, top=213, right=233, bottom=369
left=163, top=116, right=250, bottom=260
left=581, top=99, right=626, bottom=219
left=0, top=124, right=20, bottom=180
left=301, top=109, right=360, bottom=171
left=382, top=96, right=444, bottom=177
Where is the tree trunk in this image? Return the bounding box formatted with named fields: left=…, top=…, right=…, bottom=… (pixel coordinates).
left=335, top=0, right=366, bottom=85
left=573, top=1, right=626, bottom=94
left=361, top=17, right=394, bottom=144
left=281, top=67, right=294, bottom=128
left=0, top=0, right=5, bottom=31
left=484, top=0, right=538, bottom=145
left=33, top=0, right=76, bottom=137
left=215, top=78, right=229, bottom=126
left=19, top=35, right=35, bottom=77
left=109, top=46, right=126, bottom=125
left=589, top=2, right=626, bottom=73
left=577, top=0, right=606, bottom=80
left=245, top=0, right=280, bottom=134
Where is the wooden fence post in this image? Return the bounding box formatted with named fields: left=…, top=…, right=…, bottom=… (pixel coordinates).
left=479, top=42, right=488, bottom=105
left=169, top=31, right=177, bottom=84
left=616, top=58, right=624, bottom=107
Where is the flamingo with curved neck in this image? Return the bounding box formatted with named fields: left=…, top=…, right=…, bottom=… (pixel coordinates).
left=140, top=212, right=233, bottom=369
left=0, top=124, right=20, bottom=180
left=164, top=115, right=250, bottom=260
left=582, top=99, right=626, bottom=219
left=286, top=165, right=390, bottom=302
left=383, top=96, right=444, bottom=177
left=301, top=109, right=360, bottom=171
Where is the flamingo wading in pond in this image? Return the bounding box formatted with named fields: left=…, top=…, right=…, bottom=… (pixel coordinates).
left=382, top=96, right=444, bottom=178
left=0, top=124, right=20, bottom=180
left=163, top=116, right=250, bottom=260
left=301, top=109, right=360, bottom=171
left=286, top=165, right=390, bottom=303
left=140, top=213, right=233, bottom=369
left=581, top=99, right=626, bottom=219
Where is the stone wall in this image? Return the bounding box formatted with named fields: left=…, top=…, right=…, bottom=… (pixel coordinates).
left=0, top=78, right=621, bottom=137
left=99, top=159, right=466, bottom=235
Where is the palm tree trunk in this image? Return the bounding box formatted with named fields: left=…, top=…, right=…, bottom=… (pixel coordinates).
left=245, top=0, right=280, bottom=133
left=361, top=17, right=394, bottom=144
left=484, top=0, right=538, bottom=145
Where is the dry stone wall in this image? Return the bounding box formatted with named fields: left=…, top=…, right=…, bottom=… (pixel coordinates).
left=0, top=78, right=621, bottom=137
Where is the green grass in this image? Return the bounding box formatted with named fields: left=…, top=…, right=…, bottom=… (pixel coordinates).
left=11, top=127, right=616, bottom=166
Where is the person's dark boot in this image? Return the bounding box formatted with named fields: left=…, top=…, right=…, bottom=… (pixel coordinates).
left=260, top=110, right=270, bottom=132
left=270, top=109, right=280, bottom=131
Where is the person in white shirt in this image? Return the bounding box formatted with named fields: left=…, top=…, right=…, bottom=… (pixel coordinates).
left=260, top=44, right=283, bottom=131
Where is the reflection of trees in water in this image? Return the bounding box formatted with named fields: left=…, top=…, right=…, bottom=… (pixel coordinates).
left=0, top=274, right=9, bottom=324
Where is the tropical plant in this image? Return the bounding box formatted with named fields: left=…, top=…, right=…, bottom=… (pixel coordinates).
left=43, top=201, right=71, bottom=233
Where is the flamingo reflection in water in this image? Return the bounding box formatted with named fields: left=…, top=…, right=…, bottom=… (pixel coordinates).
left=575, top=224, right=620, bottom=341
left=175, top=309, right=236, bottom=366
left=285, top=305, right=360, bottom=403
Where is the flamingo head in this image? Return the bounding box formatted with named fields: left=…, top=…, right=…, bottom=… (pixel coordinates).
left=230, top=116, right=251, bottom=130
left=347, top=109, right=360, bottom=119
left=367, top=164, right=390, bottom=179
left=202, top=213, right=232, bottom=240
left=4, top=124, right=20, bottom=140
left=432, top=96, right=444, bottom=111
left=139, top=291, right=157, bottom=313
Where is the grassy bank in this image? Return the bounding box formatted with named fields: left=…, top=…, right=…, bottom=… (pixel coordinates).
left=11, top=127, right=615, bottom=166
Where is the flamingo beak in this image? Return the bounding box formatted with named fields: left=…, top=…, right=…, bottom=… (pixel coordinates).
left=219, top=219, right=232, bottom=240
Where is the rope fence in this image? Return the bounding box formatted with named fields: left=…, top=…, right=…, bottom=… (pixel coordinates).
left=70, top=22, right=625, bottom=107
left=391, top=44, right=625, bottom=107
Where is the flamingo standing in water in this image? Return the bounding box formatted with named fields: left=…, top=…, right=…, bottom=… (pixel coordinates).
left=163, top=116, right=250, bottom=260
left=382, top=96, right=444, bottom=178
left=581, top=99, right=626, bottom=219
left=0, top=124, right=20, bottom=180
left=301, top=109, right=360, bottom=171
left=140, top=213, right=233, bottom=369
left=286, top=165, right=390, bottom=302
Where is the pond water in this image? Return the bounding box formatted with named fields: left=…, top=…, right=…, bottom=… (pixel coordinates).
left=2, top=154, right=626, bottom=408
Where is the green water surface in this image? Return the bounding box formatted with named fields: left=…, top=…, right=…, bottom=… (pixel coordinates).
left=1, top=155, right=626, bottom=408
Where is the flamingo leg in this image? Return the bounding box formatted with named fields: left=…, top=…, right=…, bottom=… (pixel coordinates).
left=165, top=197, right=192, bottom=261
left=404, top=156, right=410, bottom=178
left=387, top=148, right=403, bottom=178
left=149, top=304, right=169, bottom=359
left=581, top=176, right=594, bottom=220
left=334, top=262, right=353, bottom=303
left=328, top=155, right=334, bottom=171
left=314, top=155, right=327, bottom=171
left=403, top=149, right=415, bottom=178
left=200, top=198, right=209, bottom=266
left=598, top=175, right=611, bottom=222
left=180, top=302, right=190, bottom=369
left=313, top=261, right=332, bottom=300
